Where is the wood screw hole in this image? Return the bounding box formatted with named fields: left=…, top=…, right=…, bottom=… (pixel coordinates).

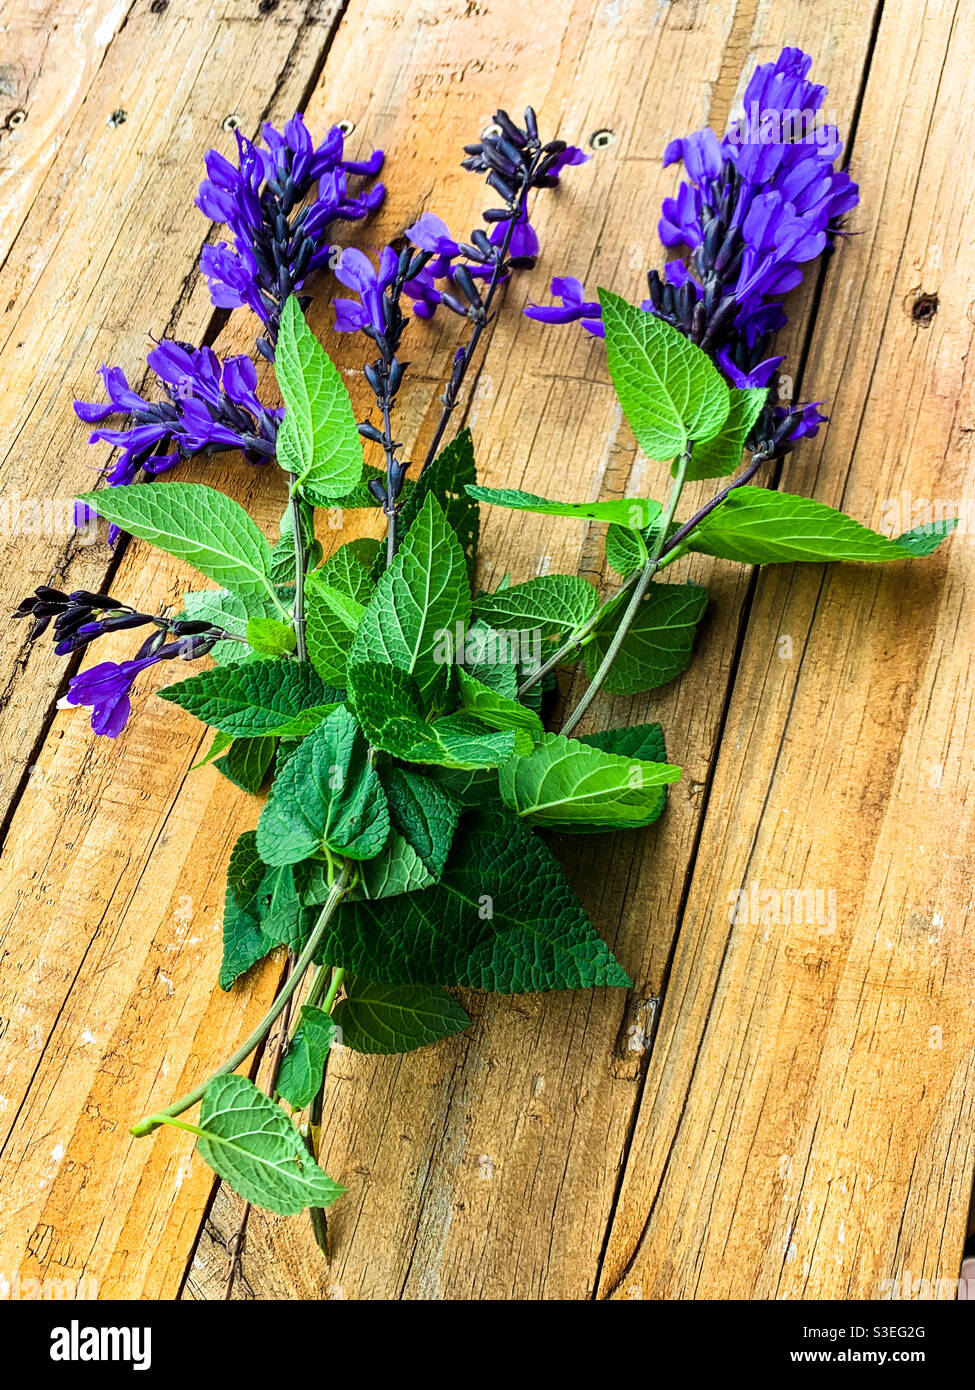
left=336, top=118, right=355, bottom=136
left=910, top=291, right=939, bottom=327
left=222, top=114, right=241, bottom=132
left=108, top=109, right=127, bottom=127
left=6, top=109, right=26, bottom=128
left=589, top=128, right=614, bottom=149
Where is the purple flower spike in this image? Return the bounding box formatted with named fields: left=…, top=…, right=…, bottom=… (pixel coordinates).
left=332, top=246, right=399, bottom=335
left=196, top=112, right=385, bottom=344
left=73, top=341, right=282, bottom=511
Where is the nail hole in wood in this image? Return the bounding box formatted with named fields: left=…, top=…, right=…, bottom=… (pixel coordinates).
left=108, top=109, right=127, bottom=127
left=910, top=291, right=939, bottom=327
left=7, top=109, right=26, bottom=128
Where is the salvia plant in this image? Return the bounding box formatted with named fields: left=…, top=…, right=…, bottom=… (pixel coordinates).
left=18, top=51, right=955, bottom=1264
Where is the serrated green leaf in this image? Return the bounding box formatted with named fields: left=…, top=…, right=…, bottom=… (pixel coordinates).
left=678, top=387, right=768, bottom=481
left=214, top=735, right=277, bottom=794
left=256, top=705, right=389, bottom=866
left=335, top=981, right=471, bottom=1055
left=467, top=485, right=660, bottom=529
left=348, top=661, right=517, bottom=769
left=578, top=721, right=667, bottom=764
left=892, top=519, right=959, bottom=555
left=320, top=538, right=381, bottom=603
left=599, top=289, right=730, bottom=460
left=182, top=588, right=257, bottom=666
left=605, top=523, right=649, bottom=578
left=78, top=482, right=277, bottom=606
left=378, top=766, right=460, bottom=878
left=275, top=296, right=362, bottom=499
left=499, top=731, right=679, bottom=833
left=356, top=832, right=435, bottom=899
left=195, top=1072, right=344, bottom=1215
left=395, top=427, right=479, bottom=581
left=319, top=808, right=631, bottom=991
left=247, top=616, right=297, bottom=657
left=191, top=729, right=235, bottom=770
left=158, top=658, right=340, bottom=738
left=304, top=570, right=365, bottom=685
left=473, top=573, right=600, bottom=645
left=277, top=1005, right=337, bottom=1109
left=220, top=830, right=275, bottom=990
left=351, top=493, right=471, bottom=707
left=585, top=581, right=708, bottom=695
left=678, top=489, right=958, bottom=565
left=456, top=667, right=542, bottom=755
left=271, top=497, right=322, bottom=585
left=423, top=765, right=502, bottom=809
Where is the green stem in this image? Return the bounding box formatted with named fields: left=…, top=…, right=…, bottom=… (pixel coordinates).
left=289, top=479, right=308, bottom=662
left=516, top=567, right=641, bottom=700
left=130, top=865, right=352, bottom=1137
left=559, top=445, right=692, bottom=738
left=321, top=967, right=346, bottom=1015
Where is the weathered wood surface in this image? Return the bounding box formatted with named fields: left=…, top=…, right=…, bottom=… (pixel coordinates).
left=0, top=0, right=972, bottom=1301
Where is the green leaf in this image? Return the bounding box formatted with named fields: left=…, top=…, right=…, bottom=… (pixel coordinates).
left=499, top=731, right=680, bottom=832
left=256, top=705, right=389, bottom=866
left=246, top=617, right=297, bottom=657
left=191, top=729, right=235, bottom=770
left=182, top=588, right=258, bottom=666
left=78, top=482, right=276, bottom=605
left=271, top=497, right=322, bottom=585
left=605, top=523, right=649, bottom=578
left=424, top=765, right=502, bottom=809
left=599, top=288, right=730, bottom=460
left=473, top=574, right=600, bottom=645
left=220, top=831, right=275, bottom=990
left=578, top=721, right=667, bottom=764
left=158, top=658, right=340, bottom=738
left=357, top=834, right=435, bottom=898
left=319, top=462, right=388, bottom=510
left=256, top=863, right=312, bottom=949
left=348, top=661, right=517, bottom=769
left=679, top=489, right=958, bottom=565
left=395, top=427, right=479, bottom=581
left=320, top=808, right=631, bottom=991
left=214, top=736, right=277, bottom=794
left=275, top=296, right=362, bottom=499
left=892, top=519, right=959, bottom=555
left=335, top=981, right=471, bottom=1055
left=305, top=571, right=366, bottom=685
left=320, top=538, right=381, bottom=603
left=456, top=667, right=542, bottom=755
left=378, top=766, right=460, bottom=878
left=678, top=387, right=768, bottom=481
left=467, top=486, right=660, bottom=530
left=585, top=581, right=708, bottom=695
left=195, top=1072, right=344, bottom=1215
left=277, top=1006, right=337, bottom=1109
left=351, top=493, right=470, bottom=707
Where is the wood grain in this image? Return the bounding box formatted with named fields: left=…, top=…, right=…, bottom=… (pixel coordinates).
left=0, top=0, right=971, bottom=1304
left=597, top=0, right=975, bottom=1301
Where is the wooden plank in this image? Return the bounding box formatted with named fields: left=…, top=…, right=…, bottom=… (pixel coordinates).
left=0, top=0, right=131, bottom=259
left=187, top=1, right=883, bottom=1298
left=0, top=0, right=353, bottom=1298
left=0, top=0, right=343, bottom=815
left=597, top=0, right=975, bottom=1301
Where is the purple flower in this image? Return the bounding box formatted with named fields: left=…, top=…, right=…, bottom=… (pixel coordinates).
left=196, top=114, right=385, bottom=345
left=15, top=586, right=233, bottom=735
left=489, top=211, right=539, bottom=267
left=525, top=276, right=603, bottom=333
left=74, top=344, right=281, bottom=521
left=332, top=246, right=399, bottom=334
left=58, top=655, right=160, bottom=736
left=525, top=48, right=858, bottom=458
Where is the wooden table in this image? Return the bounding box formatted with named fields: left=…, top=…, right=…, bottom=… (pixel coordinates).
left=0, top=0, right=972, bottom=1302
